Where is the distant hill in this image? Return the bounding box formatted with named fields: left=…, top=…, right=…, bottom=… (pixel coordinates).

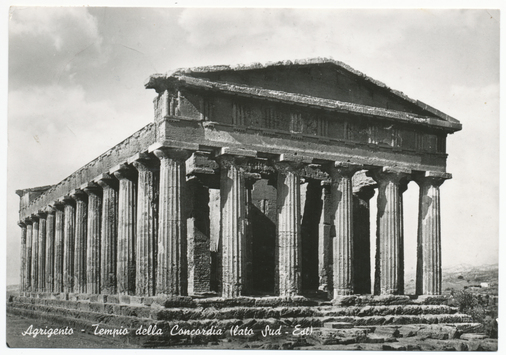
left=405, top=263, right=498, bottom=295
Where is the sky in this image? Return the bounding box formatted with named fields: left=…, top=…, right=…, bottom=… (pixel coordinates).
left=4, top=4, right=501, bottom=286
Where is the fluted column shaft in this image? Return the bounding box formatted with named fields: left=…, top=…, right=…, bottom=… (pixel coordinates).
left=72, top=190, right=88, bottom=293
left=353, top=187, right=375, bottom=295
left=133, top=160, right=157, bottom=297
left=318, top=184, right=332, bottom=297
left=31, top=218, right=39, bottom=292
left=219, top=156, right=247, bottom=298
left=25, top=222, right=33, bottom=292
left=54, top=206, right=64, bottom=292
left=45, top=209, right=55, bottom=293
left=113, top=168, right=137, bottom=296
left=276, top=162, right=302, bottom=297
left=72, top=191, right=88, bottom=293
left=97, top=178, right=118, bottom=295
left=154, top=148, right=191, bottom=296
left=38, top=215, right=47, bottom=292
left=18, top=222, right=27, bottom=292
left=416, top=173, right=449, bottom=295
left=63, top=201, right=75, bottom=293
left=370, top=167, right=410, bottom=295
left=85, top=187, right=102, bottom=294
left=329, top=164, right=359, bottom=297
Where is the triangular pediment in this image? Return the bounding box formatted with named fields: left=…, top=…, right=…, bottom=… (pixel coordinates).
left=169, top=58, right=458, bottom=124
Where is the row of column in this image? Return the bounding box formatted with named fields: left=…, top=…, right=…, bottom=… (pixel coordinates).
left=18, top=150, right=449, bottom=298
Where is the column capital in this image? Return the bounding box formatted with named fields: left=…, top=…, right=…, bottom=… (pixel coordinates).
left=70, top=188, right=87, bottom=202
left=52, top=200, right=66, bottom=211
left=35, top=210, right=47, bottom=219
left=30, top=213, right=40, bottom=222
left=43, top=206, right=56, bottom=214
left=216, top=153, right=255, bottom=170
left=110, top=163, right=137, bottom=180
left=131, top=158, right=158, bottom=172
left=367, top=166, right=412, bottom=185
left=18, top=220, right=27, bottom=228
left=94, top=173, right=118, bottom=189
left=57, top=195, right=75, bottom=206
left=81, top=181, right=102, bottom=195
left=152, top=147, right=192, bottom=162
left=330, top=162, right=362, bottom=179
left=414, top=171, right=452, bottom=188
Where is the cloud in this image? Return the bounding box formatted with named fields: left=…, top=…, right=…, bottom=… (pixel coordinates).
left=8, top=84, right=133, bottom=187
left=9, top=7, right=105, bottom=89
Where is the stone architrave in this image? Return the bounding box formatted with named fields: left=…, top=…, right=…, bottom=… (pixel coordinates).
left=83, top=183, right=102, bottom=294
left=18, top=221, right=27, bottom=292
left=217, top=154, right=250, bottom=298
left=369, top=167, right=410, bottom=295
left=37, top=212, right=47, bottom=292
left=329, top=163, right=361, bottom=297
left=71, top=189, right=88, bottom=294
left=112, top=165, right=137, bottom=296
left=153, top=147, right=192, bottom=296
left=275, top=156, right=308, bottom=297
left=44, top=207, right=56, bottom=293
left=415, top=171, right=451, bottom=295
left=95, top=174, right=118, bottom=295
left=62, top=197, right=76, bottom=293
left=53, top=203, right=65, bottom=293
left=31, top=216, right=39, bottom=292
left=131, top=157, right=158, bottom=297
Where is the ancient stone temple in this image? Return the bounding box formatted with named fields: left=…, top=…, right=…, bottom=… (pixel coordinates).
left=15, top=58, right=461, bottom=304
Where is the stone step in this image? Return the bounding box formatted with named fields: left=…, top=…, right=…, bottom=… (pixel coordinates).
left=309, top=322, right=487, bottom=346
left=326, top=314, right=473, bottom=326
left=9, top=299, right=472, bottom=329
left=10, top=297, right=458, bottom=319
left=16, top=293, right=453, bottom=307
left=10, top=300, right=467, bottom=325
left=318, top=304, right=458, bottom=317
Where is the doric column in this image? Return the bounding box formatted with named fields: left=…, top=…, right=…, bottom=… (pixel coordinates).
left=71, top=189, right=88, bottom=293
left=186, top=176, right=211, bottom=295
left=415, top=171, right=451, bottom=295
left=25, top=219, right=33, bottom=292
left=95, top=174, right=118, bottom=295
left=31, top=215, right=39, bottom=292
left=318, top=182, right=332, bottom=297
left=44, top=207, right=56, bottom=293
left=83, top=183, right=102, bottom=294
left=276, top=158, right=303, bottom=297
left=18, top=221, right=27, bottom=293
left=217, top=154, right=248, bottom=298
left=329, top=163, right=361, bottom=297
left=53, top=203, right=65, bottom=293
left=369, top=167, right=410, bottom=295
left=62, top=197, right=76, bottom=293
left=37, top=211, right=47, bottom=292
left=153, top=148, right=192, bottom=296
left=111, top=165, right=137, bottom=296
left=131, top=156, right=158, bottom=297
left=352, top=186, right=375, bottom=295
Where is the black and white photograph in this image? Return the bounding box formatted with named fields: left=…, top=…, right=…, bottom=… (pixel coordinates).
left=4, top=2, right=501, bottom=352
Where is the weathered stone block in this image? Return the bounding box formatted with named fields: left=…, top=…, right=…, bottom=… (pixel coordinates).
left=324, top=322, right=353, bottom=329
left=460, top=333, right=489, bottom=341
left=119, top=295, right=131, bottom=304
